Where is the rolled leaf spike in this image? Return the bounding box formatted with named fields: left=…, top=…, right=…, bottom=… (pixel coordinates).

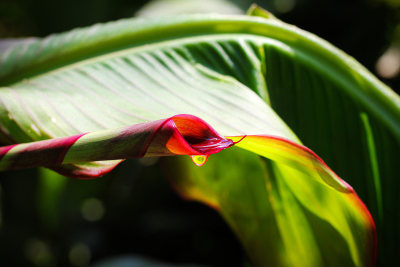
left=0, top=114, right=234, bottom=173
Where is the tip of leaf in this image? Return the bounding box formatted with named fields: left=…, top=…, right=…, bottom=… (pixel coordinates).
left=246, top=4, right=278, bottom=20
left=168, top=114, right=235, bottom=155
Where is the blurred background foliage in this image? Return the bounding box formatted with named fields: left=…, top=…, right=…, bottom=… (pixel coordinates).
left=0, top=0, right=399, bottom=266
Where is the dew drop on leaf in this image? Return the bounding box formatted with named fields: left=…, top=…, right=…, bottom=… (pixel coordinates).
left=190, top=155, right=209, bottom=166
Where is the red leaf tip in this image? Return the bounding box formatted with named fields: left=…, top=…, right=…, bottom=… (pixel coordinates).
left=167, top=114, right=234, bottom=155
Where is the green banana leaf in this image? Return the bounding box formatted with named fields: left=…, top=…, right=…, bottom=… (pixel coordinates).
left=1, top=7, right=398, bottom=266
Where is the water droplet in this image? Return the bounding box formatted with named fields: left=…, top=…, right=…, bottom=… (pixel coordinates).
left=190, top=155, right=209, bottom=166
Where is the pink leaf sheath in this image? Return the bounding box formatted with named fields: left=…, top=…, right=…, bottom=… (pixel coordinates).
left=0, top=114, right=234, bottom=176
